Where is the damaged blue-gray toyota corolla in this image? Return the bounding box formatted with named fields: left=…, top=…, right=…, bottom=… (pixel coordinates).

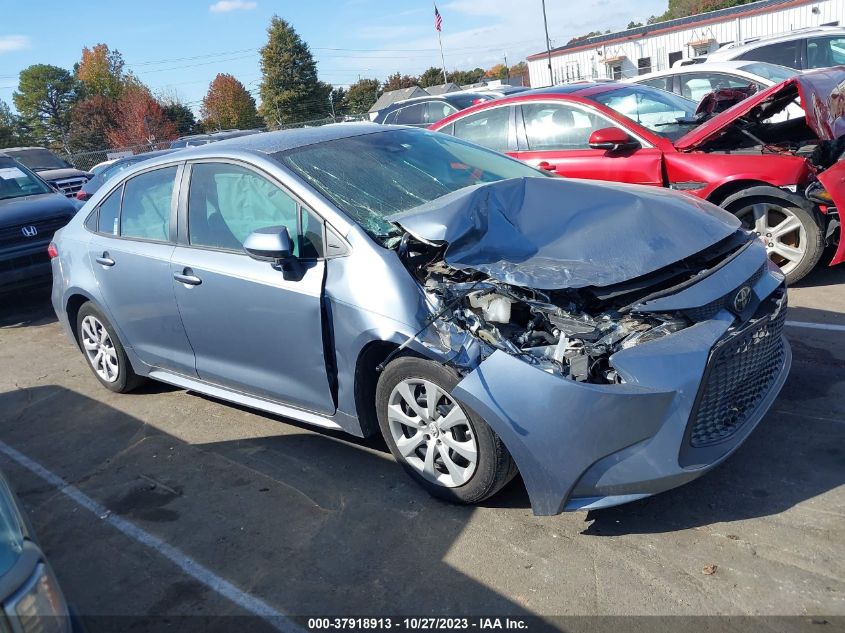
left=50, top=124, right=790, bottom=515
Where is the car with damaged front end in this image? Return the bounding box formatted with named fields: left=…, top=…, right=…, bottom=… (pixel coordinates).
left=50, top=125, right=790, bottom=516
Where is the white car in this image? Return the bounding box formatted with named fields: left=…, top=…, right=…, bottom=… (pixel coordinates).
left=705, top=26, right=845, bottom=70
left=625, top=60, right=802, bottom=121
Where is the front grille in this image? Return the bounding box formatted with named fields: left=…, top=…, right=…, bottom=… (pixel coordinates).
left=52, top=177, right=87, bottom=197
left=0, top=216, right=70, bottom=249
left=687, top=294, right=787, bottom=448
left=0, top=250, right=49, bottom=273
left=684, top=264, right=765, bottom=321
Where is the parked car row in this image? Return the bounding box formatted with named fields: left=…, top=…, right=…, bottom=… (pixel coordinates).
left=428, top=68, right=845, bottom=283
left=0, top=147, right=91, bottom=198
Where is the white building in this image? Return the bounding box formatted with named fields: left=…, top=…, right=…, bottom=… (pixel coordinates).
left=527, top=0, right=845, bottom=86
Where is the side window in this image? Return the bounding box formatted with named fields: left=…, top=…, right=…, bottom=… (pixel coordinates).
left=520, top=103, right=605, bottom=151
left=639, top=76, right=672, bottom=92
left=394, top=103, right=426, bottom=126
left=120, top=167, right=177, bottom=241
left=97, top=185, right=122, bottom=235
left=452, top=107, right=511, bottom=152
left=426, top=101, right=457, bottom=124
left=806, top=36, right=845, bottom=68
left=739, top=41, right=799, bottom=69
left=382, top=110, right=398, bottom=124
left=188, top=162, right=323, bottom=257
left=680, top=73, right=758, bottom=101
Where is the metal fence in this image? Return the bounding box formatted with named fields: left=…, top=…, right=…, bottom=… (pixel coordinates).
left=61, top=113, right=370, bottom=172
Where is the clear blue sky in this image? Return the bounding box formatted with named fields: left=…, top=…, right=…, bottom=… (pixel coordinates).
left=0, top=0, right=668, bottom=112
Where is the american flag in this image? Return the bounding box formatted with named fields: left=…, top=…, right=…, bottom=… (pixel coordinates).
left=434, top=5, right=442, bottom=31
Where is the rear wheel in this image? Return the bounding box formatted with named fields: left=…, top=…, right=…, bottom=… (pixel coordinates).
left=76, top=302, right=145, bottom=393
left=724, top=192, right=824, bottom=284
left=376, top=357, right=516, bottom=505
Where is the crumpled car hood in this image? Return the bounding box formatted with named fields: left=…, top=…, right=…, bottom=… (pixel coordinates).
left=675, top=66, right=845, bottom=150
left=390, top=177, right=740, bottom=289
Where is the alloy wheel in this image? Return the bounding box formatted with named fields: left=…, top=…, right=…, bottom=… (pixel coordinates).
left=387, top=378, right=478, bottom=488
left=80, top=315, right=119, bottom=383
left=735, top=202, right=807, bottom=277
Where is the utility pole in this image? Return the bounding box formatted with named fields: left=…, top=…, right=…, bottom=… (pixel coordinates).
left=541, top=0, right=553, bottom=86
left=504, top=53, right=509, bottom=83
left=434, top=1, right=448, bottom=85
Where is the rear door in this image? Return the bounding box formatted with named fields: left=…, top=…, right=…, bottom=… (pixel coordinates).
left=170, top=160, right=335, bottom=414
left=447, top=104, right=517, bottom=155
left=87, top=164, right=197, bottom=374
left=513, top=101, right=664, bottom=186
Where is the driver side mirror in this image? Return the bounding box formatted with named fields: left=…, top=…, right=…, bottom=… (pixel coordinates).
left=588, top=127, right=640, bottom=152
left=243, top=225, right=294, bottom=264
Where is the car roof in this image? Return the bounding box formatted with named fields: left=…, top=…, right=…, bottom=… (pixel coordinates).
left=387, top=91, right=494, bottom=108
left=709, top=26, right=845, bottom=58
left=0, top=146, right=52, bottom=153
left=520, top=82, right=627, bottom=98
left=115, top=124, right=394, bottom=172
left=629, top=60, right=762, bottom=80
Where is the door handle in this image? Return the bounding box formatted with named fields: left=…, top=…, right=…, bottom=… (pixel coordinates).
left=95, top=252, right=115, bottom=267
left=536, top=161, right=557, bottom=171
left=173, top=268, right=202, bottom=286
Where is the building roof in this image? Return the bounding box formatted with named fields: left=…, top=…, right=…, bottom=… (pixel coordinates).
left=368, top=87, right=428, bottom=112
left=527, top=0, right=809, bottom=60
left=425, top=83, right=463, bottom=95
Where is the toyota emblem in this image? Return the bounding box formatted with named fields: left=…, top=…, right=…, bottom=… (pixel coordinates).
left=21, top=225, right=38, bottom=238
left=733, top=285, right=752, bottom=313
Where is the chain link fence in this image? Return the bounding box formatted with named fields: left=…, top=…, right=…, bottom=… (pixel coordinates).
left=61, top=113, right=371, bottom=172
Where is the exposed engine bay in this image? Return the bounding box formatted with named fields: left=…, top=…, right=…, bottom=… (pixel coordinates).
left=397, top=230, right=756, bottom=384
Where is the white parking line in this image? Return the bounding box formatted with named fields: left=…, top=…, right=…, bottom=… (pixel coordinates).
left=0, top=440, right=303, bottom=633
left=785, top=320, right=845, bottom=332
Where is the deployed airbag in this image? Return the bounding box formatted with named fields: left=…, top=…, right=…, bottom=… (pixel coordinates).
left=391, top=177, right=740, bottom=289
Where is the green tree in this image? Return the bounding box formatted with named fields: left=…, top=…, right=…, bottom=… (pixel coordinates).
left=162, top=102, right=198, bottom=136
left=343, top=78, right=381, bottom=114
left=75, top=43, right=126, bottom=100
left=202, top=74, right=260, bottom=130
left=448, top=68, right=485, bottom=86
left=383, top=72, right=418, bottom=92
left=13, top=64, right=80, bottom=152
left=419, top=67, right=446, bottom=88
left=259, top=16, right=332, bottom=125
left=0, top=100, right=31, bottom=148
left=627, top=21, right=644, bottom=29
left=330, top=87, right=348, bottom=117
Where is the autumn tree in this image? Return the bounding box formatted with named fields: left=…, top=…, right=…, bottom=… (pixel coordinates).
left=76, top=44, right=126, bottom=100
left=202, top=73, right=260, bottom=130
left=383, top=72, right=418, bottom=92
left=13, top=64, right=80, bottom=152
left=107, top=83, right=177, bottom=147
left=259, top=16, right=332, bottom=125
left=68, top=96, right=117, bottom=151
left=343, top=78, right=381, bottom=114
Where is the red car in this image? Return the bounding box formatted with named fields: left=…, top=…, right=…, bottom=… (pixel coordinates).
left=430, top=70, right=845, bottom=283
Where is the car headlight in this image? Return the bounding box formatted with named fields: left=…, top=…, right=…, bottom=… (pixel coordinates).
left=6, top=563, right=70, bottom=633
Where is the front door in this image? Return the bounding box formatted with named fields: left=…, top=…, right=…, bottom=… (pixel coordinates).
left=170, top=161, right=335, bottom=415
left=88, top=165, right=196, bottom=374
left=513, top=102, right=664, bottom=187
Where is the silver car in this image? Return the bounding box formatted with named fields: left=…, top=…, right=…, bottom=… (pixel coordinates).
left=50, top=124, right=790, bottom=515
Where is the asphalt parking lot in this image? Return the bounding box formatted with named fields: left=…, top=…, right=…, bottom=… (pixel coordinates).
left=0, top=264, right=843, bottom=631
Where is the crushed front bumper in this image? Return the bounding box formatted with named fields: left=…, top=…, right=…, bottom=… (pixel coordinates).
left=453, top=274, right=791, bottom=516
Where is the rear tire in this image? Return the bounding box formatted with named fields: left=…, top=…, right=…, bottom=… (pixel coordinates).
left=376, top=357, right=516, bottom=505
left=723, top=189, right=824, bottom=284
left=75, top=302, right=145, bottom=393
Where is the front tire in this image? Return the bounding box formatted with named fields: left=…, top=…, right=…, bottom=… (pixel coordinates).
left=76, top=302, right=145, bottom=393
left=723, top=189, right=824, bottom=284
left=376, top=357, right=516, bottom=505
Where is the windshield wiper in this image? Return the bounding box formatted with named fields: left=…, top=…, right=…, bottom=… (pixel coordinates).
left=654, top=117, right=700, bottom=127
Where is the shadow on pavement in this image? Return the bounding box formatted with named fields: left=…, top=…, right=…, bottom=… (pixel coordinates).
left=0, top=385, right=537, bottom=626
left=0, top=284, right=56, bottom=328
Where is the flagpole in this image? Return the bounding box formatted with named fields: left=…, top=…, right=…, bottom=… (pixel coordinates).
left=434, top=1, right=448, bottom=84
